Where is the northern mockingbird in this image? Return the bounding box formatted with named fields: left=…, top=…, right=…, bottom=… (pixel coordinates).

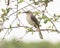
left=24, top=11, right=43, bottom=39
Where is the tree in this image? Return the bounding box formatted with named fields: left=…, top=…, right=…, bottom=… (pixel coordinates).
left=0, top=0, right=60, bottom=41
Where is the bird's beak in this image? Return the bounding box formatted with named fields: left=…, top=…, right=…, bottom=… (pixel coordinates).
left=22, top=11, right=27, bottom=13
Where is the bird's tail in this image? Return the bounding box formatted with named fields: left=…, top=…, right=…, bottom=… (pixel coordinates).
left=37, top=27, right=43, bottom=39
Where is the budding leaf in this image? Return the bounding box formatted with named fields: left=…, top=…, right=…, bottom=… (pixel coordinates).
left=19, top=0, right=24, bottom=3
left=10, top=25, right=12, bottom=28
left=2, top=9, right=6, bottom=13
left=58, top=15, right=60, bottom=18
left=18, top=11, right=21, bottom=15
left=44, top=19, right=48, bottom=24
left=28, top=28, right=34, bottom=32
left=42, top=16, right=47, bottom=19
left=48, top=26, right=51, bottom=28
left=7, top=8, right=12, bottom=14
left=34, top=11, right=40, bottom=15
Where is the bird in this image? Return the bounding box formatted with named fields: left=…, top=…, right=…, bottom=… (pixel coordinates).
left=23, top=11, right=43, bottom=39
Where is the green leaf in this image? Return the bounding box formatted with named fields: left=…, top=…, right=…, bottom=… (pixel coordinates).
left=3, top=13, right=7, bottom=16
left=42, top=16, right=47, bottom=19
left=34, top=2, right=39, bottom=5
left=54, top=18, right=58, bottom=21
left=34, top=11, right=40, bottom=15
left=28, top=28, right=34, bottom=32
left=19, top=0, right=24, bottom=3
left=2, top=8, right=11, bottom=16
left=0, top=29, right=2, bottom=32
left=2, top=9, right=6, bottom=13
left=10, top=25, right=12, bottom=28
left=44, top=18, right=51, bottom=24
left=1, top=15, right=5, bottom=21
left=48, top=26, right=51, bottom=28
left=51, top=30, right=55, bottom=32
left=44, top=19, right=48, bottom=24
left=6, top=17, right=9, bottom=20
left=42, top=15, right=51, bottom=24
left=58, top=15, right=60, bottom=18
left=17, top=24, right=20, bottom=27
left=47, top=18, right=51, bottom=21
left=7, top=8, right=12, bottom=13
left=24, top=26, right=28, bottom=29
left=18, top=11, right=21, bottom=15
left=50, top=18, right=53, bottom=20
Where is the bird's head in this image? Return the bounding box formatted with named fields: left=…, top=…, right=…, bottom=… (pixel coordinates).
left=23, top=11, right=33, bottom=15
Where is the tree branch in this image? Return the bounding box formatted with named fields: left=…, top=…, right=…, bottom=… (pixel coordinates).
left=0, top=26, right=60, bottom=33
left=8, top=2, right=34, bottom=17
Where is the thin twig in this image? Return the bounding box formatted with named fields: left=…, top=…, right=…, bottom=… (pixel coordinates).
left=24, top=1, right=60, bottom=33
left=45, top=10, right=59, bottom=33
left=24, top=1, right=42, bottom=13
left=38, top=3, right=60, bottom=33
left=20, top=32, right=28, bottom=39
left=8, top=2, right=34, bottom=17
left=0, top=29, right=9, bottom=42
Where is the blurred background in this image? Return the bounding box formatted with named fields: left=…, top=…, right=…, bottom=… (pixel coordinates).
left=0, top=39, right=60, bottom=48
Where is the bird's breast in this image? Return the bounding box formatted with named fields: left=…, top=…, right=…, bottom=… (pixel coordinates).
left=26, top=15, right=35, bottom=25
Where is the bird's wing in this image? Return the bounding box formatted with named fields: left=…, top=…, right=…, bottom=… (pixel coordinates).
left=31, top=15, right=43, bottom=39
left=31, top=15, right=39, bottom=27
